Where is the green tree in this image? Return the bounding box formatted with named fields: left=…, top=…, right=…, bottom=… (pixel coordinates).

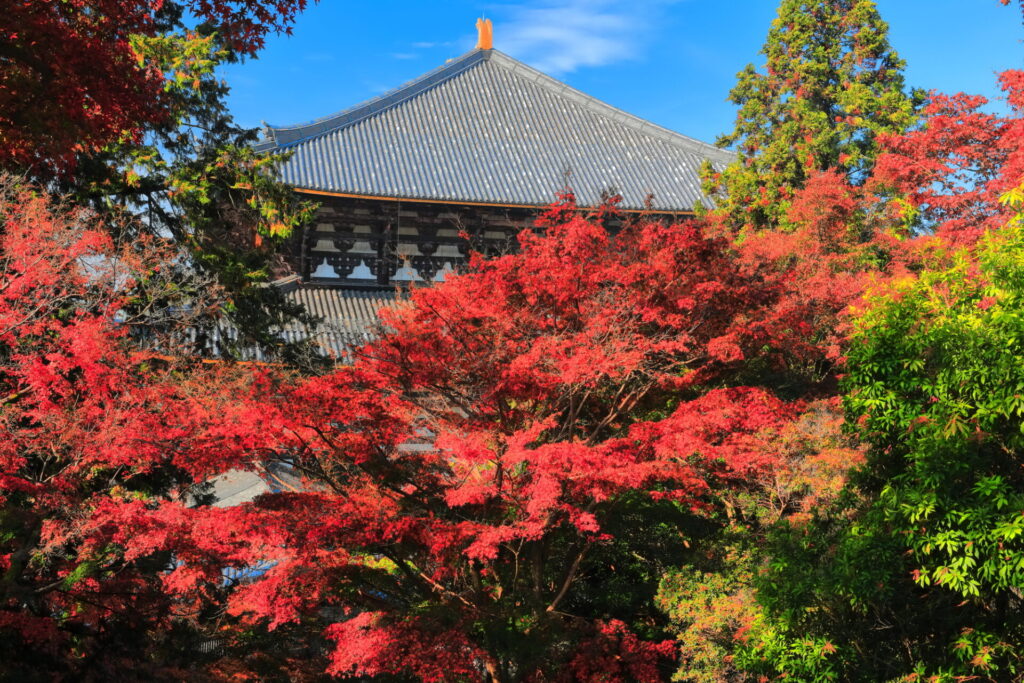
left=707, top=0, right=918, bottom=234
left=58, top=5, right=322, bottom=367
left=741, top=187, right=1024, bottom=680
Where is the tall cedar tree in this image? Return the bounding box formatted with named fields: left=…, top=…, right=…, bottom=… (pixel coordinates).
left=706, top=0, right=917, bottom=233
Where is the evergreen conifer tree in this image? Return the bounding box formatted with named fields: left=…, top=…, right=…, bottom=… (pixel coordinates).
left=707, top=0, right=918, bottom=233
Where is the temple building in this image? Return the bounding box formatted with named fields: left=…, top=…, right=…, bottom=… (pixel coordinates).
left=254, top=19, right=732, bottom=357
left=204, top=21, right=732, bottom=510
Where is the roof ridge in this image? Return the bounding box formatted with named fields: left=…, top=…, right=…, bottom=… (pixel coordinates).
left=255, top=49, right=492, bottom=150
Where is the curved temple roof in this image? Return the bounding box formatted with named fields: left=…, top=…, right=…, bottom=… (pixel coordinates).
left=255, top=48, right=733, bottom=211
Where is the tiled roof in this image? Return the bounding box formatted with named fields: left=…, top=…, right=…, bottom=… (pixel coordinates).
left=172, top=286, right=397, bottom=363
left=255, top=48, right=733, bottom=211
left=286, top=286, right=396, bottom=360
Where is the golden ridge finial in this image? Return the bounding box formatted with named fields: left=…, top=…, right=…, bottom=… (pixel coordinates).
left=475, top=18, right=493, bottom=50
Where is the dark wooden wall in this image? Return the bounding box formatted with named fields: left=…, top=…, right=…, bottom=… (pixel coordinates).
left=282, top=194, right=689, bottom=289
left=282, top=196, right=538, bottom=288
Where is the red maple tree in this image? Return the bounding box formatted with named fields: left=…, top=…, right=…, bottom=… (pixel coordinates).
left=120, top=201, right=841, bottom=681
left=0, top=176, right=274, bottom=678
left=0, top=0, right=310, bottom=175
left=872, top=70, right=1024, bottom=245
left=0, top=171, right=899, bottom=681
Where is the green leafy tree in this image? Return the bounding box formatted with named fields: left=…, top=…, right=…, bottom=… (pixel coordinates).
left=741, top=186, right=1024, bottom=680
left=57, top=5, right=323, bottom=366
left=706, top=0, right=918, bottom=234
left=656, top=399, right=863, bottom=682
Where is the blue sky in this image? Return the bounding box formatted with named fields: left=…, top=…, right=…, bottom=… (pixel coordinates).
left=222, top=1, right=1024, bottom=146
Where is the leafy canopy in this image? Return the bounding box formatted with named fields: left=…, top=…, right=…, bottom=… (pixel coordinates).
left=0, top=0, right=310, bottom=177
left=144, top=201, right=833, bottom=682
left=737, top=70, right=1024, bottom=683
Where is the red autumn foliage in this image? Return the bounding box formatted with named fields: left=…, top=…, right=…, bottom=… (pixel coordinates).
left=0, top=161, right=923, bottom=679
left=325, top=613, right=486, bottom=682
left=0, top=178, right=269, bottom=678
left=15, top=69, right=1005, bottom=675
left=729, top=73, right=1024, bottom=372
left=567, top=620, right=679, bottom=683
left=0, top=149, right=947, bottom=680
left=126, top=202, right=847, bottom=681
left=872, top=71, right=1024, bottom=245
left=3, top=2, right=1022, bottom=676
left=735, top=167, right=906, bottom=373
left=2, top=178, right=850, bottom=679
left=0, top=1, right=310, bottom=175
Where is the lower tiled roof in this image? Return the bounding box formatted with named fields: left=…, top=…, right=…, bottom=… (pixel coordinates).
left=159, top=285, right=397, bottom=364
left=287, top=286, right=397, bottom=361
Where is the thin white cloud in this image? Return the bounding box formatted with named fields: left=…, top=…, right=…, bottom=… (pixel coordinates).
left=411, top=40, right=455, bottom=50
left=392, top=52, right=418, bottom=60
left=491, top=0, right=675, bottom=75
left=304, top=52, right=335, bottom=63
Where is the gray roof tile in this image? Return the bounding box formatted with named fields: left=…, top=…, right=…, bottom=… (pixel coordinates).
left=286, top=286, right=396, bottom=361
left=256, top=49, right=732, bottom=211
left=175, top=287, right=396, bottom=363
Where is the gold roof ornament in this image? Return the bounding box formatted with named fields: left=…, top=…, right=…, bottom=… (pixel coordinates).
left=475, top=18, right=493, bottom=50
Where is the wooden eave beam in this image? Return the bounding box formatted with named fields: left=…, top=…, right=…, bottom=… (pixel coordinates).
left=293, top=187, right=696, bottom=217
